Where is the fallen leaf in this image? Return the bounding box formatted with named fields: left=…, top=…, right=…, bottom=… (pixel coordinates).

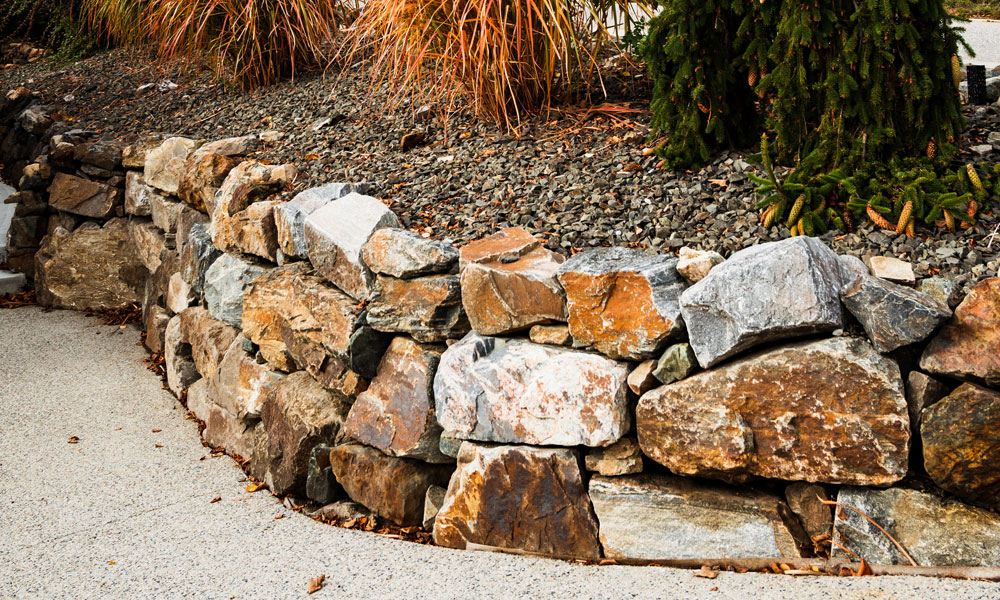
left=154, top=444, right=164, bottom=448
left=274, top=514, right=284, bottom=520
left=598, top=559, right=618, bottom=566
left=695, top=565, right=718, bottom=579
left=210, top=496, right=222, bottom=504
left=623, top=162, right=642, bottom=172
left=305, top=153, right=319, bottom=160
left=151, top=429, right=162, bottom=433
left=708, top=178, right=728, bottom=187
left=246, top=482, right=266, bottom=493
left=107, top=561, right=116, bottom=565
left=67, top=436, right=79, bottom=444
left=307, top=575, right=326, bottom=594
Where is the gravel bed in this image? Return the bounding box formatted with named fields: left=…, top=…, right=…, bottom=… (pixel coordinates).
left=2, top=49, right=998, bottom=291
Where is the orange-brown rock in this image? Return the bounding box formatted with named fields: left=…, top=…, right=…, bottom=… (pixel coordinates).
left=920, top=277, right=1000, bottom=387
left=921, top=383, right=1000, bottom=509
left=241, top=264, right=363, bottom=372
left=434, top=443, right=601, bottom=559
left=213, top=200, right=281, bottom=261
left=636, top=337, right=909, bottom=485
left=47, top=172, right=121, bottom=219
left=178, top=152, right=240, bottom=213
left=343, top=337, right=448, bottom=462
left=177, top=306, right=240, bottom=381
left=211, top=161, right=297, bottom=262
left=457, top=226, right=538, bottom=270
left=280, top=320, right=369, bottom=397
left=367, top=274, right=469, bottom=342
left=329, top=444, right=452, bottom=526
left=556, top=247, right=687, bottom=360
left=212, top=334, right=284, bottom=420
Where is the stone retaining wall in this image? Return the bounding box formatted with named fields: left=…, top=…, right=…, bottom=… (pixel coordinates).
left=4, top=98, right=1000, bottom=567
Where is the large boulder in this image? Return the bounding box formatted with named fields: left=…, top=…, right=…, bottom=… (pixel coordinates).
left=919, top=277, right=1000, bottom=387
left=177, top=219, right=221, bottom=294
left=274, top=183, right=372, bottom=259
left=459, top=228, right=566, bottom=335
left=556, top=247, right=686, bottom=360
left=203, top=253, right=272, bottom=328
left=589, top=474, right=806, bottom=560
left=362, top=228, right=457, bottom=279
left=144, top=137, right=198, bottom=194
left=211, top=161, right=298, bottom=261
left=34, top=220, right=148, bottom=310
left=176, top=307, right=240, bottom=381
left=921, top=383, right=1000, bottom=509
left=126, top=218, right=166, bottom=274
left=832, top=486, right=1000, bottom=566
left=636, top=337, right=909, bottom=485
left=178, top=152, right=240, bottom=213
left=679, top=237, right=846, bottom=368
left=343, top=337, right=448, bottom=463
left=434, top=333, right=630, bottom=447
left=367, top=274, right=469, bottom=342
left=211, top=334, right=283, bottom=421
left=124, top=171, right=155, bottom=216
left=434, top=443, right=601, bottom=559
left=73, top=141, right=123, bottom=171
left=258, top=371, right=353, bottom=495
left=841, top=273, right=951, bottom=353
left=329, top=444, right=452, bottom=527
left=186, top=379, right=258, bottom=459
left=303, top=192, right=400, bottom=300
left=47, top=172, right=121, bottom=219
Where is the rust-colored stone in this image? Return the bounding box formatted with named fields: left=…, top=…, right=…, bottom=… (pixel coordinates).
left=367, top=274, right=469, bottom=342
left=178, top=152, right=240, bottom=213
left=458, top=227, right=539, bottom=270
left=636, top=337, right=909, bottom=485
left=920, top=277, right=1000, bottom=387
left=47, top=172, right=121, bottom=219
left=921, top=383, right=1000, bottom=510
left=177, top=307, right=240, bottom=382
left=434, top=442, right=601, bottom=559
left=329, top=444, right=452, bottom=526
left=343, top=337, right=448, bottom=462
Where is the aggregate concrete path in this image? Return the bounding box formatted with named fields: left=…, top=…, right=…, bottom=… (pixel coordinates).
left=959, top=19, right=1000, bottom=69
left=1, top=307, right=998, bottom=600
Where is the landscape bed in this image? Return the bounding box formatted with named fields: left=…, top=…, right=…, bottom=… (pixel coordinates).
left=1, top=51, right=1000, bottom=576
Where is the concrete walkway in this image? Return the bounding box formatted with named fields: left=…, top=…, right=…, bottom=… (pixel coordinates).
left=959, top=19, right=1000, bottom=69
left=1, top=307, right=998, bottom=600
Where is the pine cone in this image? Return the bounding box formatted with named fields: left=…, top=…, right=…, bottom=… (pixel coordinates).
left=866, top=205, right=894, bottom=230
left=926, top=138, right=937, bottom=159
left=843, top=209, right=854, bottom=232
left=786, top=194, right=806, bottom=229
left=967, top=164, right=986, bottom=194
left=905, top=219, right=916, bottom=238
left=761, top=204, right=779, bottom=228
left=944, top=210, right=956, bottom=232
left=895, top=201, right=913, bottom=235
left=748, top=65, right=760, bottom=87
left=952, top=54, right=962, bottom=90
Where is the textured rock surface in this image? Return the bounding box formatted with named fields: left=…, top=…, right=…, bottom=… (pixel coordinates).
left=164, top=314, right=200, bottom=396
left=177, top=307, right=240, bottom=381
left=343, top=337, right=448, bottom=462
left=676, top=246, right=724, bottom=285
left=589, top=475, right=806, bottom=560
left=841, top=274, right=951, bottom=353
left=127, top=218, right=166, bottom=273
left=143, top=304, right=169, bottom=353
left=636, top=337, right=909, bottom=485
left=457, top=227, right=538, bottom=270
left=916, top=276, right=961, bottom=309
left=178, top=220, right=221, bottom=294
left=210, top=334, right=283, bottom=420
left=166, top=273, right=196, bottom=314
left=241, top=264, right=363, bottom=372
left=652, top=342, right=698, bottom=384
left=584, top=438, right=643, bottom=476
left=905, top=371, right=949, bottom=432
left=303, top=193, right=400, bottom=300
left=150, top=193, right=183, bottom=233
left=832, top=486, right=1000, bottom=566
left=329, top=444, right=452, bottom=527
left=259, top=372, right=353, bottom=495
left=178, top=152, right=240, bottom=213
left=186, top=379, right=257, bottom=459
left=423, top=485, right=447, bottom=532
left=679, top=237, right=845, bottom=368
left=557, top=247, right=686, bottom=360
left=626, top=360, right=659, bottom=396
left=34, top=220, right=147, bottom=310
left=274, top=183, right=372, bottom=259
left=121, top=134, right=169, bottom=169
left=868, top=256, right=915, bottom=285
left=204, top=253, right=271, bottom=328
left=362, top=228, right=458, bottom=279
left=47, top=172, right=121, bottom=219
left=528, top=324, right=572, bottom=346
left=434, top=443, right=600, bottom=559
left=367, top=274, right=469, bottom=342
left=211, top=161, right=297, bottom=261
left=921, top=383, right=1000, bottom=509
left=144, top=137, right=197, bottom=194
left=435, top=333, right=630, bottom=447
left=784, top=482, right=832, bottom=541
left=920, top=277, right=1000, bottom=387
left=306, top=443, right=339, bottom=504
left=214, top=200, right=282, bottom=262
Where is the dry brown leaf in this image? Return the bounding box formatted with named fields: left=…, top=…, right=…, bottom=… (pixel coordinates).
left=67, top=436, right=79, bottom=444
left=708, top=178, right=728, bottom=187
left=154, top=444, right=164, bottom=448
left=246, top=482, right=266, bottom=492
left=307, top=575, right=325, bottom=594
left=210, top=496, right=221, bottom=504
left=151, top=429, right=162, bottom=433
left=695, top=565, right=718, bottom=579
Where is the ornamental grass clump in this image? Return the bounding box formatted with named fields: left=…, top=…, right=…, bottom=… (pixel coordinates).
left=340, top=0, right=648, bottom=130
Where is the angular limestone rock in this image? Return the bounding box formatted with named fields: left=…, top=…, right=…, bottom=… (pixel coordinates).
left=127, top=218, right=166, bottom=273
left=832, top=486, right=1000, bottom=566
left=434, top=333, right=630, bottom=447
left=143, top=304, right=169, bottom=354
left=584, top=438, right=643, bottom=476
left=423, top=485, right=447, bottom=532
left=166, top=273, right=196, bottom=314
left=652, top=342, right=697, bottom=384
left=367, top=274, right=469, bottom=343
left=841, top=273, right=951, bottom=353
left=150, top=193, right=183, bottom=234
left=186, top=379, right=257, bottom=459
left=211, top=161, right=297, bottom=261
left=164, top=314, right=200, bottom=396
left=274, top=183, right=373, bottom=259
left=306, top=443, right=339, bottom=504
left=557, top=247, right=686, bottom=360
left=434, top=443, right=600, bottom=559
left=47, top=172, right=121, bottom=219
left=241, top=264, right=364, bottom=372
left=784, top=482, right=832, bottom=541
left=362, top=228, right=458, bottom=279
left=679, top=237, right=845, bottom=368
left=457, top=227, right=538, bottom=270
left=589, top=474, right=806, bottom=560
left=905, top=371, right=949, bottom=432
left=34, top=220, right=148, bottom=310
left=214, top=200, right=282, bottom=262
left=178, top=152, right=240, bottom=213
left=211, top=334, right=283, bottom=420
left=868, top=256, right=915, bottom=285
left=676, top=246, right=724, bottom=285
left=920, top=277, right=1000, bottom=387
left=528, top=323, right=572, bottom=346
left=144, top=137, right=197, bottom=194
left=178, top=220, right=220, bottom=294
left=259, top=372, right=353, bottom=495
left=329, top=444, right=452, bottom=527
left=73, top=141, right=123, bottom=170
left=303, top=192, right=400, bottom=300
left=921, top=383, right=1000, bottom=509
left=343, top=337, right=448, bottom=463
left=636, top=337, right=909, bottom=485
left=626, top=360, right=659, bottom=396
left=204, top=253, right=271, bottom=328
left=177, top=307, right=240, bottom=381
left=122, top=134, right=169, bottom=169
